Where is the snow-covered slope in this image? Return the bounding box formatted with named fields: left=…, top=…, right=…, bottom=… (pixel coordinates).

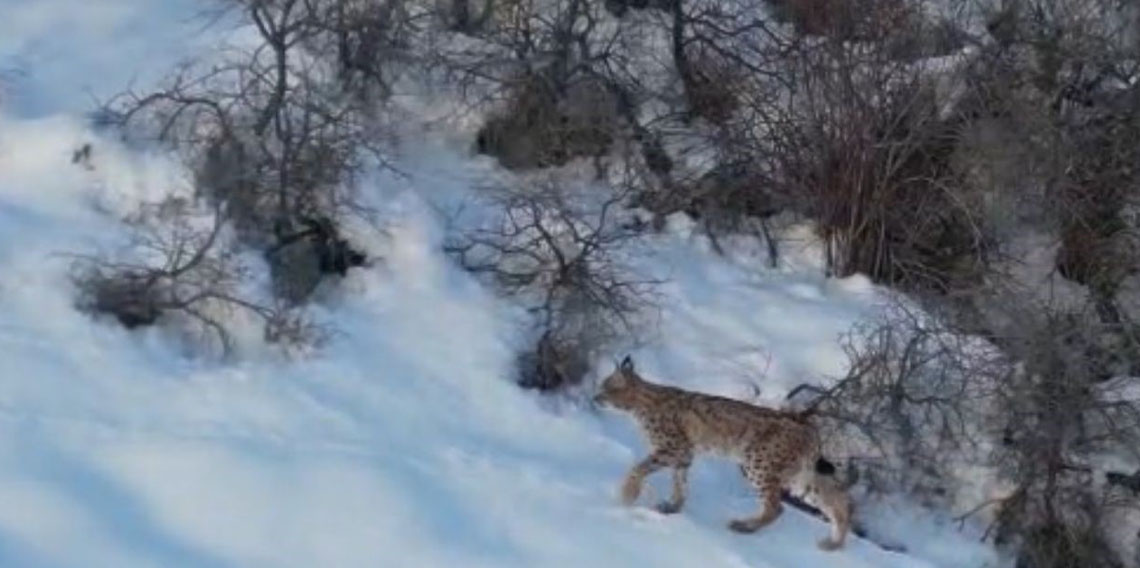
left=0, top=3, right=1002, bottom=567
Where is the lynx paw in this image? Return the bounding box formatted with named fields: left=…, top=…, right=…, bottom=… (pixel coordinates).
left=728, top=519, right=761, bottom=534
left=620, top=480, right=641, bottom=506
left=817, top=537, right=843, bottom=551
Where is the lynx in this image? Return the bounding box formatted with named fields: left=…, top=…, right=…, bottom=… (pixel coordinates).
left=594, top=356, right=851, bottom=551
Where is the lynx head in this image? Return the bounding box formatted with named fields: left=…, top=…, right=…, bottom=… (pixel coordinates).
left=594, top=355, right=643, bottom=409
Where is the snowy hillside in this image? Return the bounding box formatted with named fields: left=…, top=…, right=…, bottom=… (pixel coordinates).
left=0, top=1, right=1003, bottom=567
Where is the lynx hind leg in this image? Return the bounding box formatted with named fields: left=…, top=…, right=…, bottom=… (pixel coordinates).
left=729, top=457, right=785, bottom=534
left=656, top=464, right=690, bottom=515
left=803, top=471, right=851, bottom=551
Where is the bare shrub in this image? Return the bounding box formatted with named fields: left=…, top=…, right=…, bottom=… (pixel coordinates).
left=794, top=287, right=1140, bottom=566
left=674, top=42, right=747, bottom=126
left=474, top=70, right=620, bottom=170
left=790, top=297, right=1007, bottom=502
left=749, top=35, right=992, bottom=293
left=436, top=0, right=496, bottom=33
left=968, top=0, right=1140, bottom=271
left=982, top=301, right=1140, bottom=568
left=100, top=0, right=398, bottom=305
left=764, top=0, right=955, bottom=52
left=1051, top=103, right=1140, bottom=332
left=612, top=0, right=988, bottom=288
left=663, top=0, right=783, bottom=127
left=950, top=0, right=1140, bottom=372
left=602, top=0, right=670, bottom=17
left=317, top=0, right=420, bottom=101
left=432, top=0, right=636, bottom=171
left=445, top=176, right=659, bottom=390
left=426, top=0, right=696, bottom=203
left=611, top=0, right=793, bottom=231
left=70, top=197, right=325, bottom=357
left=763, top=0, right=866, bottom=40
left=941, top=78, right=1140, bottom=557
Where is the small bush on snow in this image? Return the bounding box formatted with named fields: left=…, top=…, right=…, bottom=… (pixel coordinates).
left=70, top=196, right=326, bottom=358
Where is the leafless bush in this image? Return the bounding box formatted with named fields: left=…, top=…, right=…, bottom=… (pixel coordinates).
left=674, top=43, right=747, bottom=126
left=70, top=197, right=326, bottom=357
left=99, top=0, right=398, bottom=304
left=424, top=0, right=689, bottom=199
left=613, top=0, right=794, bottom=230
left=790, top=297, right=1007, bottom=502
left=946, top=0, right=1140, bottom=374
left=764, top=43, right=990, bottom=293
left=474, top=70, right=621, bottom=170
left=445, top=176, right=659, bottom=390
left=1050, top=98, right=1140, bottom=335
left=435, top=0, right=496, bottom=33
left=431, top=0, right=636, bottom=171
left=793, top=287, right=1140, bottom=565
left=610, top=0, right=991, bottom=288
left=980, top=300, right=1140, bottom=568
left=664, top=0, right=788, bottom=126
left=316, top=0, right=420, bottom=102
left=971, top=0, right=1140, bottom=277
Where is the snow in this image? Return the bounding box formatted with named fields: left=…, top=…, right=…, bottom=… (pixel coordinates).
left=0, top=2, right=1004, bottom=567
left=0, top=0, right=218, bottom=118
left=614, top=215, right=880, bottom=403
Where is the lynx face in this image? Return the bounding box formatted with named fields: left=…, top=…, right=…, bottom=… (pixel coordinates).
left=593, top=356, right=641, bottom=410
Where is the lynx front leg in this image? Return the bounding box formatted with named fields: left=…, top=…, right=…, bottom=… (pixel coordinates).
left=620, top=454, right=666, bottom=506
